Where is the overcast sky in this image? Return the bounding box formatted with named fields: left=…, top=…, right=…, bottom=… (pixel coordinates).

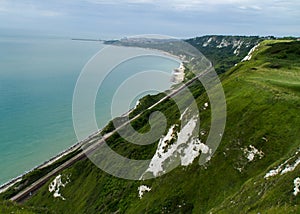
left=0, top=0, right=299, bottom=38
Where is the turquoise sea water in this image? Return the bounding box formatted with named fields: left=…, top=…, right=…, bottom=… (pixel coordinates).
left=0, top=34, right=179, bottom=185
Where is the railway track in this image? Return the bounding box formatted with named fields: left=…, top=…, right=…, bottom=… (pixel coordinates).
left=10, top=63, right=213, bottom=203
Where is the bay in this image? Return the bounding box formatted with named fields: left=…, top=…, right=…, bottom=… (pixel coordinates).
left=0, top=34, right=179, bottom=185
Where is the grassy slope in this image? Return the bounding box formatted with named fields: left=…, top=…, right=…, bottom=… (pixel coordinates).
left=209, top=40, right=300, bottom=213
left=126, top=39, right=300, bottom=214
left=0, top=149, right=82, bottom=201
left=5, top=40, right=300, bottom=213
left=185, top=35, right=264, bottom=74
left=0, top=201, right=51, bottom=214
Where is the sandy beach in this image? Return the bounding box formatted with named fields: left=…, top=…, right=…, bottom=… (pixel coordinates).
left=171, top=62, right=185, bottom=83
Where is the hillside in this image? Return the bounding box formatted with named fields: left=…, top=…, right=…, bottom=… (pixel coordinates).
left=105, top=35, right=265, bottom=74
left=185, top=35, right=267, bottom=74
left=1, top=39, right=300, bottom=213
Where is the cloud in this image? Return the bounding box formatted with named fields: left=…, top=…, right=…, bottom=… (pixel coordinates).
left=36, top=9, right=63, bottom=17
left=238, top=5, right=262, bottom=11
left=0, top=0, right=299, bottom=37
left=86, top=0, right=250, bottom=10
left=0, top=1, right=64, bottom=17
left=85, top=0, right=300, bottom=13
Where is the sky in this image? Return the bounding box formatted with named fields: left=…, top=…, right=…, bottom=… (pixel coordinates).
left=0, top=0, right=299, bottom=38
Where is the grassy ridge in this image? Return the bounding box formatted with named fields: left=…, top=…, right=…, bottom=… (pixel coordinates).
left=186, top=35, right=265, bottom=74
left=2, top=40, right=300, bottom=213
left=0, top=201, right=51, bottom=213
left=0, top=149, right=82, bottom=201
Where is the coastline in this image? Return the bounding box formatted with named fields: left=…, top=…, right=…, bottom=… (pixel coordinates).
left=171, top=62, right=185, bottom=83
left=0, top=46, right=185, bottom=194
left=115, top=45, right=186, bottom=84
left=121, top=61, right=185, bottom=117
left=0, top=129, right=101, bottom=193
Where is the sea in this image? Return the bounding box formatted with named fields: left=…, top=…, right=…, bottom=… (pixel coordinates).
left=0, top=33, right=179, bottom=185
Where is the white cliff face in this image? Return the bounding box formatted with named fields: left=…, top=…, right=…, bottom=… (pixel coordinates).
left=233, top=40, right=244, bottom=56
left=264, top=150, right=300, bottom=179
left=293, top=178, right=300, bottom=196
left=199, top=37, right=261, bottom=62
left=242, top=44, right=260, bottom=62
left=234, top=145, right=265, bottom=173
left=176, top=117, right=206, bottom=166
left=265, top=157, right=300, bottom=179
left=138, top=185, right=151, bottom=199
left=142, top=125, right=178, bottom=177
left=141, top=106, right=211, bottom=179
left=202, top=37, right=213, bottom=47
left=141, top=116, right=199, bottom=178
left=265, top=149, right=300, bottom=179
left=243, top=145, right=264, bottom=162
left=49, top=174, right=70, bottom=200
left=181, top=138, right=211, bottom=166
left=217, top=39, right=231, bottom=48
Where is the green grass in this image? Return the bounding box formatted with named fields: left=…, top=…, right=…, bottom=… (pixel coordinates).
left=0, top=201, right=52, bottom=214
left=186, top=35, right=264, bottom=74
left=0, top=149, right=82, bottom=201
left=2, top=40, right=300, bottom=213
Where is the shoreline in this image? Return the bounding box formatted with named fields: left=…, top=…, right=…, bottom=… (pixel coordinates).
left=0, top=129, right=101, bottom=193
left=121, top=61, right=185, bottom=117
left=0, top=46, right=185, bottom=194
left=171, top=62, right=185, bottom=83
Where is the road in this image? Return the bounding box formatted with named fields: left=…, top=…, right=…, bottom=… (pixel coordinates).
left=10, top=63, right=213, bottom=203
